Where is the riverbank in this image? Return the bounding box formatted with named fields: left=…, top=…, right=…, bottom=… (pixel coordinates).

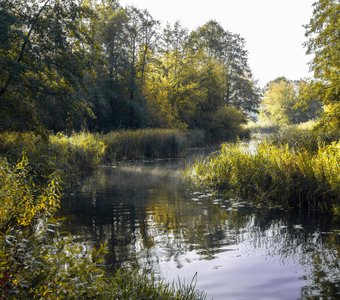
left=186, top=127, right=340, bottom=215
left=0, top=128, right=235, bottom=186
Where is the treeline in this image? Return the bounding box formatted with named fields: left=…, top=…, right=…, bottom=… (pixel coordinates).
left=0, top=0, right=260, bottom=139
left=259, top=77, right=323, bottom=126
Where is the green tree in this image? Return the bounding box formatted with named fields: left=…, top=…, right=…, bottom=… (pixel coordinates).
left=86, top=0, right=133, bottom=131
left=0, top=0, right=95, bottom=132
left=304, top=0, right=340, bottom=131
left=260, top=78, right=322, bottom=125
left=260, top=79, right=297, bottom=125
left=188, top=20, right=260, bottom=115
left=85, top=1, right=156, bottom=131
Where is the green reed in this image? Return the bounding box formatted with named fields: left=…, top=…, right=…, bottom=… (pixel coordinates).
left=186, top=141, right=340, bottom=214
left=102, top=128, right=187, bottom=161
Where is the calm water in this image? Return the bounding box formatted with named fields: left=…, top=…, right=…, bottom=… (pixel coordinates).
left=60, top=149, right=340, bottom=299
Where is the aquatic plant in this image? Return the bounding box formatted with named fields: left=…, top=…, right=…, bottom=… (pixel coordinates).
left=186, top=141, right=340, bottom=213
left=269, top=125, right=340, bottom=152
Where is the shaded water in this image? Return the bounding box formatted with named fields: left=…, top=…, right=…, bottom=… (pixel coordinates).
left=60, top=149, right=339, bottom=299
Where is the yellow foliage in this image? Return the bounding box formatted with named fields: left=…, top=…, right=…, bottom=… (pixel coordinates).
left=0, top=156, right=61, bottom=231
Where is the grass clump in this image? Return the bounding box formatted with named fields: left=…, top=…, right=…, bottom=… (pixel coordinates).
left=102, top=128, right=187, bottom=161
left=245, top=120, right=280, bottom=134
left=101, top=270, right=206, bottom=300
left=186, top=141, right=340, bottom=213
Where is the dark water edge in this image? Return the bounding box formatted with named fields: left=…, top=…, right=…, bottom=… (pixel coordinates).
left=60, top=151, right=340, bottom=299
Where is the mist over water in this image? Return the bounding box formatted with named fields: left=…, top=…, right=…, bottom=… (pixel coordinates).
left=60, top=151, right=339, bottom=299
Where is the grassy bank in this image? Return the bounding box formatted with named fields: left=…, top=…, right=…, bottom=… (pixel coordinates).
left=0, top=129, right=213, bottom=184
left=0, top=127, right=249, bottom=173
left=0, top=131, right=106, bottom=185
left=0, top=129, right=205, bottom=184
left=186, top=141, right=340, bottom=214
left=269, top=125, right=340, bottom=152
left=0, top=153, right=206, bottom=299
left=102, top=270, right=206, bottom=300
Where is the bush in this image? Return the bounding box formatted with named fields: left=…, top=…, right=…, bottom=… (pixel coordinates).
left=204, top=106, right=248, bottom=141
left=1, top=156, right=104, bottom=299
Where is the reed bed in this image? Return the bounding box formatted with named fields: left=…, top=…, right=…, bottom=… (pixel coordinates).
left=102, top=128, right=187, bottom=161
left=186, top=141, right=340, bottom=213
left=268, top=125, right=340, bottom=152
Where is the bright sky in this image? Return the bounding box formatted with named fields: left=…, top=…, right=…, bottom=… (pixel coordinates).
left=120, top=0, right=315, bottom=87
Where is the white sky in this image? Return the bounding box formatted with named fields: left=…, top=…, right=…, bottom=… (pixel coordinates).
left=120, top=0, right=315, bottom=87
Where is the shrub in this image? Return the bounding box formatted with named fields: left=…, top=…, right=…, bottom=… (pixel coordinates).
left=204, top=106, right=248, bottom=141
left=0, top=156, right=105, bottom=298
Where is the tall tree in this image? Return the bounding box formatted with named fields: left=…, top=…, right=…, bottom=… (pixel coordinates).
left=87, top=0, right=132, bottom=130
left=187, top=20, right=260, bottom=115
left=304, top=0, right=340, bottom=130
left=0, top=0, right=94, bottom=131
left=126, top=6, right=159, bottom=100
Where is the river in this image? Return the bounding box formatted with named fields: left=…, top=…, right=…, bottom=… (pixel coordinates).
left=60, top=147, right=339, bottom=299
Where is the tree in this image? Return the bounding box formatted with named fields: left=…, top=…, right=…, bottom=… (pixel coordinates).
left=304, top=0, right=340, bottom=130
left=125, top=6, right=159, bottom=100
left=82, top=1, right=157, bottom=131
left=260, top=78, right=322, bottom=125
left=260, top=79, right=297, bottom=125
left=86, top=0, right=133, bottom=131
left=0, top=0, right=95, bottom=132
left=187, top=20, right=260, bottom=115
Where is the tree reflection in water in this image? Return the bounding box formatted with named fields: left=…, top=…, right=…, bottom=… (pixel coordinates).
left=60, top=161, right=339, bottom=299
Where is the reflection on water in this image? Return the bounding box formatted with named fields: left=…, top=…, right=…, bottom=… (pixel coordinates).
left=60, top=153, right=340, bottom=299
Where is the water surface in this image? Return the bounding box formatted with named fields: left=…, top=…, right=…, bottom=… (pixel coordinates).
left=60, top=150, right=339, bottom=299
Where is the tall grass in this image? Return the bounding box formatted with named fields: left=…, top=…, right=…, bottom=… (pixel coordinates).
left=245, top=120, right=280, bottom=134
left=186, top=141, right=340, bottom=213
left=268, top=124, right=340, bottom=152
left=0, top=129, right=204, bottom=181
left=102, top=270, right=206, bottom=300
left=102, top=129, right=187, bottom=161
left=0, top=131, right=106, bottom=185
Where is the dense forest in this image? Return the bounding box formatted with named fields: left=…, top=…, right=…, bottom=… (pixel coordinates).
left=0, top=0, right=261, bottom=139
left=0, top=0, right=339, bottom=298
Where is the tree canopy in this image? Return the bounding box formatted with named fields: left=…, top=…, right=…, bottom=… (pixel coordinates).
left=260, top=78, right=322, bottom=125
left=0, top=0, right=261, bottom=139
left=304, top=0, right=340, bottom=131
